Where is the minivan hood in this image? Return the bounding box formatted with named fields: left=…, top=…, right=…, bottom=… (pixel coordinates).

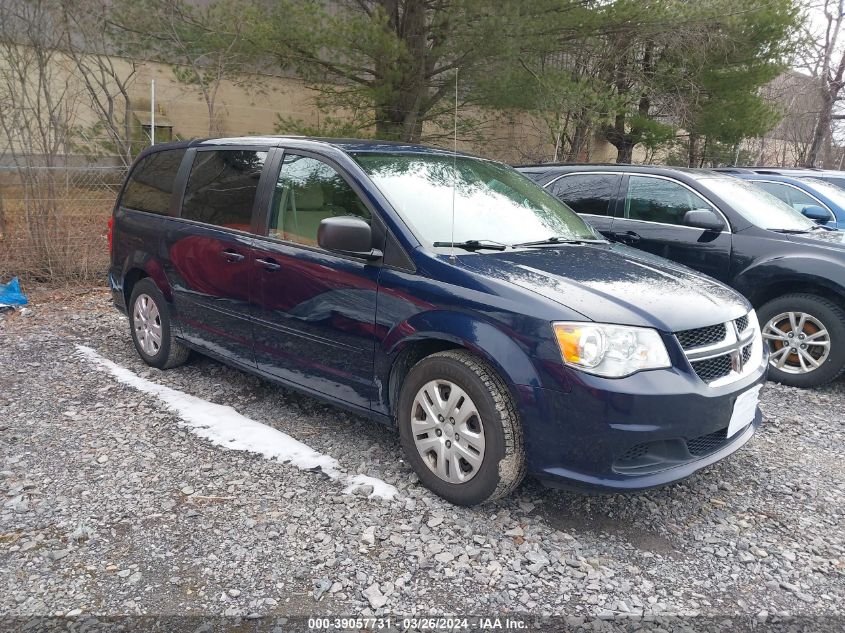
left=459, top=243, right=748, bottom=332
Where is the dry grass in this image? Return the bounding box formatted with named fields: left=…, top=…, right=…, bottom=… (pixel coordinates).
left=0, top=170, right=122, bottom=286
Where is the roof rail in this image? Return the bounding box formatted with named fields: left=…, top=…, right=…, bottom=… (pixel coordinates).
left=753, top=166, right=822, bottom=172
left=712, top=167, right=756, bottom=173
left=513, top=162, right=622, bottom=168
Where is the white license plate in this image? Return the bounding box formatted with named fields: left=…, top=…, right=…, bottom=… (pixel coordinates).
left=727, top=385, right=762, bottom=438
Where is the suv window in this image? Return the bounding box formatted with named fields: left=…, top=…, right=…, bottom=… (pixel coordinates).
left=270, top=153, right=370, bottom=246
left=121, top=149, right=186, bottom=215
left=181, top=150, right=267, bottom=231
left=549, top=173, right=620, bottom=216
left=625, top=175, right=715, bottom=225
left=754, top=181, right=821, bottom=212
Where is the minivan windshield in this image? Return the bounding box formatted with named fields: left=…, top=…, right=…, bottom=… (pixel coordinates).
left=353, top=153, right=600, bottom=248
left=697, top=176, right=816, bottom=232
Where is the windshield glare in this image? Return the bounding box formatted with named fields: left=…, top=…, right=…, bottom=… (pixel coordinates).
left=352, top=153, right=599, bottom=247
left=698, top=176, right=816, bottom=231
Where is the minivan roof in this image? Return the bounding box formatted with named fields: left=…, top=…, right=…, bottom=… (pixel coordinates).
left=142, top=136, right=479, bottom=158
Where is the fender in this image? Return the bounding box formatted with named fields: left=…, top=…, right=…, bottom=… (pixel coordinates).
left=732, top=254, right=845, bottom=306
left=374, top=309, right=547, bottom=420
left=120, top=252, right=173, bottom=303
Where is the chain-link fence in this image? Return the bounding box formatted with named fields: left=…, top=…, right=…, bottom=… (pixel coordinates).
left=0, top=163, right=126, bottom=285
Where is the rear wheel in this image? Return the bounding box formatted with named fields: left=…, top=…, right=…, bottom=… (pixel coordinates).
left=397, top=350, right=525, bottom=505
left=758, top=293, right=845, bottom=388
left=129, top=278, right=190, bottom=370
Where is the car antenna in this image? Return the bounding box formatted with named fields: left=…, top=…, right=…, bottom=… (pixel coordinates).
left=450, top=68, right=458, bottom=261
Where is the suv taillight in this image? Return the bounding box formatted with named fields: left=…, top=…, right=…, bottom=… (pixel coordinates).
left=107, top=217, right=114, bottom=252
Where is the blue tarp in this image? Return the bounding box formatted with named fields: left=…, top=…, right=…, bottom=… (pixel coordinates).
left=0, top=277, right=28, bottom=307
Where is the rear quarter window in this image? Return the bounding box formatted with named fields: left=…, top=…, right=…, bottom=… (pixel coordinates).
left=120, top=148, right=187, bottom=215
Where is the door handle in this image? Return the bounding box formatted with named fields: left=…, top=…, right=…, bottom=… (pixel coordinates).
left=612, top=231, right=641, bottom=244
left=255, top=257, right=281, bottom=272
left=220, top=249, right=245, bottom=263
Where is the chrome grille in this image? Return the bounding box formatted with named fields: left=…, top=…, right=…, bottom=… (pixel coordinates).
left=676, top=323, right=727, bottom=350
left=677, top=312, right=761, bottom=386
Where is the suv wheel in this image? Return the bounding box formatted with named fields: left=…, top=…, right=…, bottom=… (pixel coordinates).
left=397, top=350, right=525, bottom=505
left=129, top=278, right=190, bottom=370
left=758, top=293, right=845, bottom=388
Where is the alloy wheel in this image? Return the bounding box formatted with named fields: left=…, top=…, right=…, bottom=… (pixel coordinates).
left=411, top=379, right=486, bottom=483
left=763, top=311, right=831, bottom=374
left=133, top=293, right=163, bottom=356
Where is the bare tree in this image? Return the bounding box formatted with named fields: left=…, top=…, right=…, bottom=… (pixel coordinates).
left=60, top=0, right=138, bottom=166
left=0, top=0, right=82, bottom=279
left=755, top=72, right=820, bottom=166
left=803, top=0, right=845, bottom=166
left=111, top=0, right=259, bottom=137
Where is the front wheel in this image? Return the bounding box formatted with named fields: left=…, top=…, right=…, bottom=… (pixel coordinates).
left=397, top=350, right=525, bottom=506
left=758, top=293, right=845, bottom=388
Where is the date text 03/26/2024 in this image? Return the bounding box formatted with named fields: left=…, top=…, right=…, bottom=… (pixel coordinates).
left=308, top=617, right=527, bottom=630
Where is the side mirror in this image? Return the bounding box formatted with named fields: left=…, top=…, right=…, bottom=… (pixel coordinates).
left=317, top=216, right=382, bottom=261
left=683, top=208, right=725, bottom=232
left=801, top=205, right=830, bottom=224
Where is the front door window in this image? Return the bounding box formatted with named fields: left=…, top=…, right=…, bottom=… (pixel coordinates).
left=271, top=154, right=370, bottom=247
left=625, top=176, right=716, bottom=226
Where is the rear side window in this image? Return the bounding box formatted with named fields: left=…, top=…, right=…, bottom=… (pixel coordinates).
left=121, top=149, right=186, bottom=215
left=549, top=173, right=621, bottom=216
left=181, top=150, right=267, bottom=231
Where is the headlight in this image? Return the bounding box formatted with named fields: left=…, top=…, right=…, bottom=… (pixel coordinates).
left=553, top=322, right=671, bottom=378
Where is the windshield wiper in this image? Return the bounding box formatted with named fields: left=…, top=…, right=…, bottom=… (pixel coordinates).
left=431, top=239, right=508, bottom=251
left=513, top=236, right=604, bottom=247
left=768, top=225, right=834, bottom=234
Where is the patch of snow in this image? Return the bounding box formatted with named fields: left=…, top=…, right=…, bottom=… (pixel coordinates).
left=343, top=474, right=400, bottom=500
left=75, top=345, right=397, bottom=500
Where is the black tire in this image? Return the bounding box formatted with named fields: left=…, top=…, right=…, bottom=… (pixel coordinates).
left=397, top=350, right=525, bottom=506
left=128, top=278, right=190, bottom=370
left=757, top=293, right=845, bottom=388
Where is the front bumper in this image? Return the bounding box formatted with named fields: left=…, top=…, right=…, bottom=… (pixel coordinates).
left=520, top=359, right=767, bottom=492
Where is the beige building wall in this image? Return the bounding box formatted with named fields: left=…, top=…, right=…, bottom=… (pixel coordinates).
left=133, top=60, right=568, bottom=164
left=1, top=49, right=563, bottom=164
left=4, top=48, right=660, bottom=165
left=127, top=60, right=317, bottom=140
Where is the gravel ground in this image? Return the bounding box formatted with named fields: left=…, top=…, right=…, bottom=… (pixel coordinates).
left=0, top=288, right=843, bottom=626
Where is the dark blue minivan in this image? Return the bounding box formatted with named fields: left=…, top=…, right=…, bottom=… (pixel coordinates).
left=109, top=137, right=766, bottom=505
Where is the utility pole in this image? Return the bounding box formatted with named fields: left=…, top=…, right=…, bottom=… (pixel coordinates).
left=151, top=79, right=156, bottom=146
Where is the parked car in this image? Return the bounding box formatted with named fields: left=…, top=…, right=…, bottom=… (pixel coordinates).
left=722, top=166, right=845, bottom=191
left=111, top=138, right=766, bottom=505
left=517, top=164, right=845, bottom=388
left=714, top=168, right=845, bottom=230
